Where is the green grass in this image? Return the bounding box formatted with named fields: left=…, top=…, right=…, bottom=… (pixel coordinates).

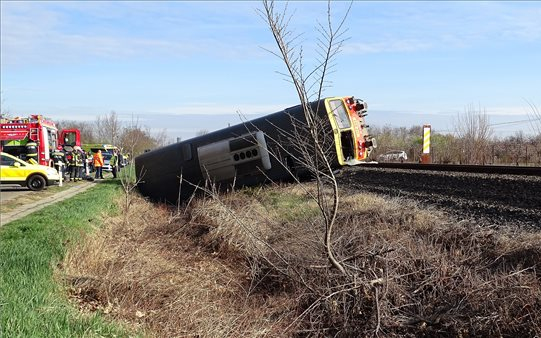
left=0, top=180, right=136, bottom=337
left=117, top=164, right=136, bottom=182
left=257, top=189, right=321, bottom=222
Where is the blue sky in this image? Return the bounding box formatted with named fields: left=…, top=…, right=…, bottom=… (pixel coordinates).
left=1, top=1, right=540, bottom=141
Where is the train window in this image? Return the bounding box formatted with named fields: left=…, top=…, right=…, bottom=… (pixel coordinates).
left=328, top=99, right=351, bottom=129
left=181, top=143, right=193, bottom=161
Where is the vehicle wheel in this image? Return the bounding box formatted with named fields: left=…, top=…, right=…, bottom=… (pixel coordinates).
left=27, top=175, right=46, bottom=191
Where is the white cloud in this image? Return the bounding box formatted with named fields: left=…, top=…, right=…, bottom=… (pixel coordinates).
left=343, top=2, right=541, bottom=55
left=343, top=39, right=432, bottom=54
left=0, top=1, right=267, bottom=67
left=3, top=2, right=539, bottom=66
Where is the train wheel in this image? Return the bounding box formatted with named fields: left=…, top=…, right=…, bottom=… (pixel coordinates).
left=27, top=175, right=46, bottom=191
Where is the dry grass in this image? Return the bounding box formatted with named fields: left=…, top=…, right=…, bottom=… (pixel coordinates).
left=61, top=182, right=541, bottom=337
left=61, top=194, right=295, bottom=337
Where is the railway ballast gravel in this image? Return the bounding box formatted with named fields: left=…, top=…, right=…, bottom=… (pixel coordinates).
left=339, top=166, right=541, bottom=229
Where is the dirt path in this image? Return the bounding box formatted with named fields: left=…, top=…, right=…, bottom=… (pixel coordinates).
left=0, top=181, right=97, bottom=227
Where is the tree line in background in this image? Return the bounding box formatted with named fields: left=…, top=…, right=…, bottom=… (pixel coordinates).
left=372, top=104, right=541, bottom=165
left=56, top=111, right=169, bottom=157
left=3, top=103, right=539, bottom=164
left=57, top=104, right=541, bottom=164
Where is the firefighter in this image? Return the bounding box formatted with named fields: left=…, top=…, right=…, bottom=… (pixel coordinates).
left=69, top=149, right=79, bottom=181
left=93, top=150, right=104, bottom=179
left=52, top=149, right=66, bottom=178
left=74, top=146, right=84, bottom=181
left=65, top=149, right=73, bottom=179
left=25, top=142, right=38, bottom=163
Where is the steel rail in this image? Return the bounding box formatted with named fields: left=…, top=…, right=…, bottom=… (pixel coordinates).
left=361, top=162, right=541, bottom=176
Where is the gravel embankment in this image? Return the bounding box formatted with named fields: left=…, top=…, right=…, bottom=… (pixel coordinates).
left=339, top=166, right=541, bottom=229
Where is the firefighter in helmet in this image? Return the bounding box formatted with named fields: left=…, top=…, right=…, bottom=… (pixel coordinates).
left=74, top=146, right=84, bottom=181
left=69, top=149, right=80, bottom=181
left=52, top=148, right=66, bottom=178
left=25, top=142, right=38, bottom=164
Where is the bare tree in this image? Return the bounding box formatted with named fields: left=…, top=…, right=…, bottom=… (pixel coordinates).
left=525, top=101, right=541, bottom=166
left=454, top=104, right=493, bottom=164
left=96, top=111, right=122, bottom=145
left=509, top=131, right=527, bottom=165
left=152, top=128, right=170, bottom=148
left=116, top=114, right=169, bottom=157
left=432, top=133, right=458, bottom=164
left=525, top=100, right=541, bottom=137
left=259, top=0, right=352, bottom=274
left=119, top=117, right=153, bottom=157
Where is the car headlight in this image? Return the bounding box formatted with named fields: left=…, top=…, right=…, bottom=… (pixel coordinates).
left=47, top=168, right=59, bottom=176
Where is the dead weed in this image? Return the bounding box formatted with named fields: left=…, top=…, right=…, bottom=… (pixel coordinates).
left=61, top=182, right=541, bottom=337
left=61, top=193, right=294, bottom=337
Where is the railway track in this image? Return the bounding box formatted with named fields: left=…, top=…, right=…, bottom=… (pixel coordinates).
left=362, top=162, right=541, bottom=176
left=338, top=163, right=541, bottom=229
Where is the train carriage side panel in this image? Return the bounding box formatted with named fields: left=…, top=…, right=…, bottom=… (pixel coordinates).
left=136, top=101, right=312, bottom=202
left=135, top=141, right=202, bottom=203
left=197, top=130, right=272, bottom=182
left=135, top=97, right=366, bottom=204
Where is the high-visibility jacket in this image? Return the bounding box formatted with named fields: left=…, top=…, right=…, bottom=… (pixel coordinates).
left=93, top=152, right=104, bottom=167
left=69, top=151, right=78, bottom=166
left=75, top=151, right=84, bottom=167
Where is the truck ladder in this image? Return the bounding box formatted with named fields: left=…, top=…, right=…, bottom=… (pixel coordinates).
left=29, top=128, right=39, bottom=141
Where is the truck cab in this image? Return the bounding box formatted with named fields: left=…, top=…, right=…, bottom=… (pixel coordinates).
left=59, top=129, right=81, bottom=148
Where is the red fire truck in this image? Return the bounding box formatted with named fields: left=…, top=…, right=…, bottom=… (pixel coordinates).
left=0, top=115, right=80, bottom=166
left=59, top=128, right=81, bottom=148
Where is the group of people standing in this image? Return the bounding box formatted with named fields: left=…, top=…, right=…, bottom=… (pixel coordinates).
left=91, top=149, right=120, bottom=180
left=51, top=147, right=121, bottom=182
left=67, top=146, right=87, bottom=181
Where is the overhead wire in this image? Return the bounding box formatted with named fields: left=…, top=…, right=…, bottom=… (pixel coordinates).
left=489, top=117, right=541, bottom=128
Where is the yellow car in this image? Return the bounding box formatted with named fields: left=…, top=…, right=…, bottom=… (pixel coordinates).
left=0, top=152, right=61, bottom=191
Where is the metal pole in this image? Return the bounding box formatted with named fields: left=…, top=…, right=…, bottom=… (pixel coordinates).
left=57, top=162, right=63, bottom=187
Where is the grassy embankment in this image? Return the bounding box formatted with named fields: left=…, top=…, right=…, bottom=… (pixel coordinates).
left=0, top=179, right=136, bottom=337
left=4, top=162, right=538, bottom=336
left=62, top=181, right=541, bottom=337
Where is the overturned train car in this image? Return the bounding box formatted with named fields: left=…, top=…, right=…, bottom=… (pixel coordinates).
left=135, top=96, right=376, bottom=204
